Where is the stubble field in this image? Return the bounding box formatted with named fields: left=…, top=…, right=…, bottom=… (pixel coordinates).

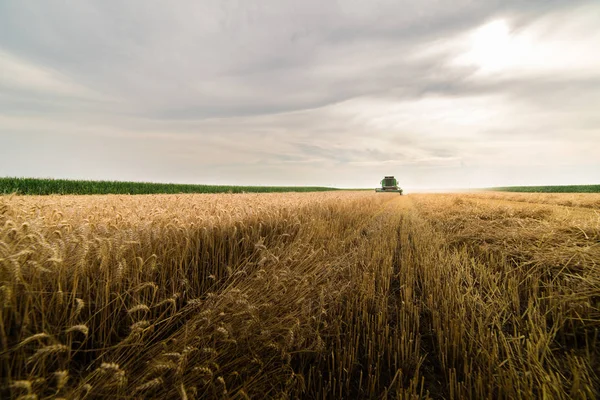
left=1, top=191, right=599, bottom=399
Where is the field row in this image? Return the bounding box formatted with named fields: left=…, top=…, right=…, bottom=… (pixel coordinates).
left=1, top=192, right=598, bottom=398
left=0, top=177, right=338, bottom=195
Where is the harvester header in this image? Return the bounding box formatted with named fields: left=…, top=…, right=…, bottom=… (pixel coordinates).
left=375, top=176, right=403, bottom=194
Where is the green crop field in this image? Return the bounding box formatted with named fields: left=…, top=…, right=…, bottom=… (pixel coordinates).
left=0, top=177, right=338, bottom=195
left=490, top=184, right=600, bottom=193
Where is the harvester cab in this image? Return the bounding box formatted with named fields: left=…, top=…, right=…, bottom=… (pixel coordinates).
left=375, top=176, right=403, bottom=194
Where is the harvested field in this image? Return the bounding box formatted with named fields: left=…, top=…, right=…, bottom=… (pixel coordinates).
left=1, top=192, right=598, bottom=399
left=468, top=191, right=600, bottom=209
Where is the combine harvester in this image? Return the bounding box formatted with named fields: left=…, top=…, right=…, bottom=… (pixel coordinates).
left=375, top=176, right=403, bottom=195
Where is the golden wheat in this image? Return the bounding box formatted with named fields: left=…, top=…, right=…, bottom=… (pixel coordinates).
left=0, top=191, right=598, bottom=398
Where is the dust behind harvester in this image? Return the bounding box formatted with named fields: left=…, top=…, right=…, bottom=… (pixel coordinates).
left=375, top=176, right=403, bottom=194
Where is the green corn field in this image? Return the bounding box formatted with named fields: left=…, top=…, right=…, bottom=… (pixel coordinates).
left=0, top=177, right=338, bottom=195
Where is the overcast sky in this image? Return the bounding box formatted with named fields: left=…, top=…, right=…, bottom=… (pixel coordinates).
left=1, top=1, right=599, bottom=190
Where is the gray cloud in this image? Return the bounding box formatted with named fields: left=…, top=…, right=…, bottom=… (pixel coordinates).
left=1, top=0, right=599, bottom=189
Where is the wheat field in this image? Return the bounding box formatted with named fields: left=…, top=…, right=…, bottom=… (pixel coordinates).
left=1, top=192, right=598, bottom=399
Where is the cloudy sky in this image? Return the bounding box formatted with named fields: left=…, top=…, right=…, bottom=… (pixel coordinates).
left=1, top=1, right=599, bottom=190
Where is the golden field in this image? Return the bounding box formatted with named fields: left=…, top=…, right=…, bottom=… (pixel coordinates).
left=1, top=192, right=598, bottom=399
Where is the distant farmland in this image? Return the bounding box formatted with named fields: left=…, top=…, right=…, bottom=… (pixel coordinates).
left=491, top=184, right=600, bottom=193
left=0, top=177, right=337, bottom=195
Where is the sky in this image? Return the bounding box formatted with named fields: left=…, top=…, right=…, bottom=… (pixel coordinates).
left=1, top=0, right=599, bottom=190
